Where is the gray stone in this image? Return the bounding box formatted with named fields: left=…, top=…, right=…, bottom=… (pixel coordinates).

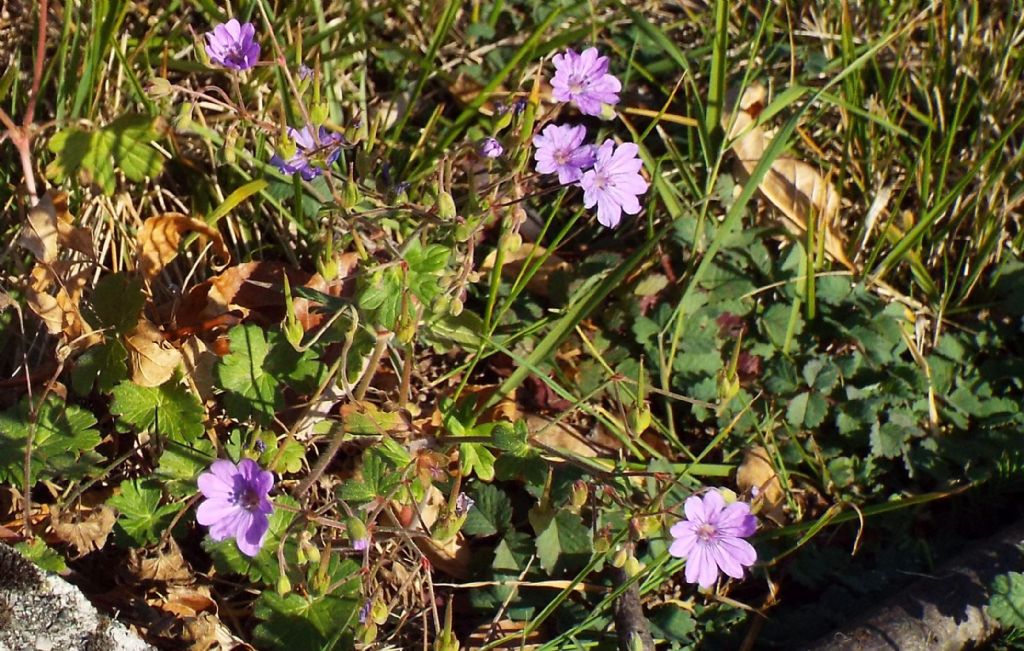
left=0, top=543, right=153, bottom=651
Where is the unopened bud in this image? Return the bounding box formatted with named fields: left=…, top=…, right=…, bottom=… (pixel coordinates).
left=437, top=191, right=457, bottom=220
left=571, top=480, right=588, bottom=509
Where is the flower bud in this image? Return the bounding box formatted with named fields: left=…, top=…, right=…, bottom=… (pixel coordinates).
left=437, top=191, right=457, bottom=220
left=277, top=572, right=291, bottom=595
left=570, top=480, right=588, bottom=509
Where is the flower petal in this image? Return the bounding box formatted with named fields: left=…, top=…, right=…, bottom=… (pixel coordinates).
left=683, top=495, right=707, bottom=524
left=196, top=498, right=238, bottom=526
left=197, top=471, right=233, bottom=500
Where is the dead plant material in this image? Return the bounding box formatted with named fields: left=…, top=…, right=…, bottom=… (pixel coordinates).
left=137, top=213, right=230, bottom=280
left=172, top=257, right=358, bottom=334
left=723, top=83, right=855, bottom=271
left=50, top=504, right=116, bottom=557
left=736, top=446, right=787, bottom=524
left=18, top=191, right=95, bottom=264
left=125, top=318, right=182, bottom=387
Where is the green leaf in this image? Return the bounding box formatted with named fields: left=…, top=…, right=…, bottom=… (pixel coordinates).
left=46, top=114, right=164, bottom=195
left=0, top=396, right=102, bottom=483
left=108, top=479, right=181, bottom=546
left=462, top=483, right=513, bottom=537
left=337, top=447, right=401, bottom=503
left=989, top=571, right=1024, bottom=628
left=460, top=442, right=496, bottom=481
left=15, top=538, right=67, bottom=574
left=71, top=339, right=128, bottom=395
left=157, top=439, right=216, bottom=496
left=358, top=268, right=403, bottom=330
left=535, top=509, right=592, bottom=575
left=216, top=324, right=278, bottom=425
left=253, top=591, right=358, bottom=651
left=89, top=272, right=145, bottom=335
left=110, top=380, right=204, bottom=442
left=216, top=325, right=327, bottom=426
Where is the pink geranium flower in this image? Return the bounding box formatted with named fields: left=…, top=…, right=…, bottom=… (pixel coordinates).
left=550, top=48, right=622, bottom=116
left=204, top=19, right=260, bottom=71
left=532, top=123, right=596, bottom=185
left=196, top=458, right=274, bottom=557
left=578, top=139, right=648, bottom=228
left=668, top=489, right=758, bottom=588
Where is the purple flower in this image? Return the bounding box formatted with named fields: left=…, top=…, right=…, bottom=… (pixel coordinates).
left=196, top=459, right=274, bottom=558
left=270, top=125, right=344, bottom=180
left=532, top=124, right=596, bottom=185
left=480, top=137, right=504, bottom=159
left=455, top=492, right=475, bottom=517
left=579, top=139, right=648, bottom=228
left=550, top=48, right=622, bottom=116
left=668, top=490, right=757, bottom=589
left=358, top=600, right=371, bottom=624
left=204, top=19, right=260, bottom=71
left=298, top=64, right=314, bottom=80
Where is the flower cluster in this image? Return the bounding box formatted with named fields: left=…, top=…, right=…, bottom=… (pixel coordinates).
left=270, top=125, right=344, bottom=180
left=196, top=458, right=275, bottom=557
left=668, top=489, right=758, bottom=589
left=534, top=48, right=648, bottom=228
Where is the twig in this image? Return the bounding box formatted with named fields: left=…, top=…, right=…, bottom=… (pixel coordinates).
left=610, top=566, right=655, bottom=651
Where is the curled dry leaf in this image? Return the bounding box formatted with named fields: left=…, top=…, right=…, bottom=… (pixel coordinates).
left=173, top=258, right=358, bottom=334
left=736, top=445, right=787, bottom=524
left=25, top=264, right=101, bottom=351
left=137, top=213, right=230, bottom=279
left=18, top=191, right=96, bottom=264
left=50, top=504, right=117, bottom=557
left=723, top=83, right=855, bottom=271
left=126, top=318, right=182, bottom=387
left=126, top=538, right=193, bottom=584
left=480, top=242, right=570, bottom=299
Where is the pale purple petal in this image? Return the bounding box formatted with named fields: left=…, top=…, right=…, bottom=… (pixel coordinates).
left=709, top=542, right=745, bottom=579
left=668, top=528, right=698, bottom=559
left=550, top=47, right=621, bottom=115
left=701, top=491, right=727, bottom=522
left=717, top=502, right=758, bottom=537
left=196, top=498, right=237, bottom=526
left=718, top=537, right=757, bottom=568
left=683, top=495, right=707, bottom=524
left=198, top=471, right=231, bottom=500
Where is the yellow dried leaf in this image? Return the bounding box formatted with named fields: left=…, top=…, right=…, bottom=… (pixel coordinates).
left=126, top=318, right=182, bottom=387
left=137, top=213, right=230, bottom=279
left=724, top=84, right=855, bottom=270
left=736, top=445, right=787, bottom=524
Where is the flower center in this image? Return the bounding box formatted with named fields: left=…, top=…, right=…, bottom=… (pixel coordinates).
left=696, top=523, right=717, bottom=542
left=554, top=149, right=570, bottom=165
left=235, top=487, right=261, bottom=511
left=568, top=76, right=585, bottom=95
left=591, top=171, right=609, bottom=190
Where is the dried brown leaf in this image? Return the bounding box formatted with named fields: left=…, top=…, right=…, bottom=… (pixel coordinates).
left=18, top=192, right=95, bottom=263
left=51, top=504, right=116, bottom=557
left=736, top=445, right=787, bottom=524
left=724, top=84, right=855, bottom=270
left=126, top=318, right=182, bottom=387
left=126, top=538, right=193, bottom=584
left=137, top=213, right=230, bottom=279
